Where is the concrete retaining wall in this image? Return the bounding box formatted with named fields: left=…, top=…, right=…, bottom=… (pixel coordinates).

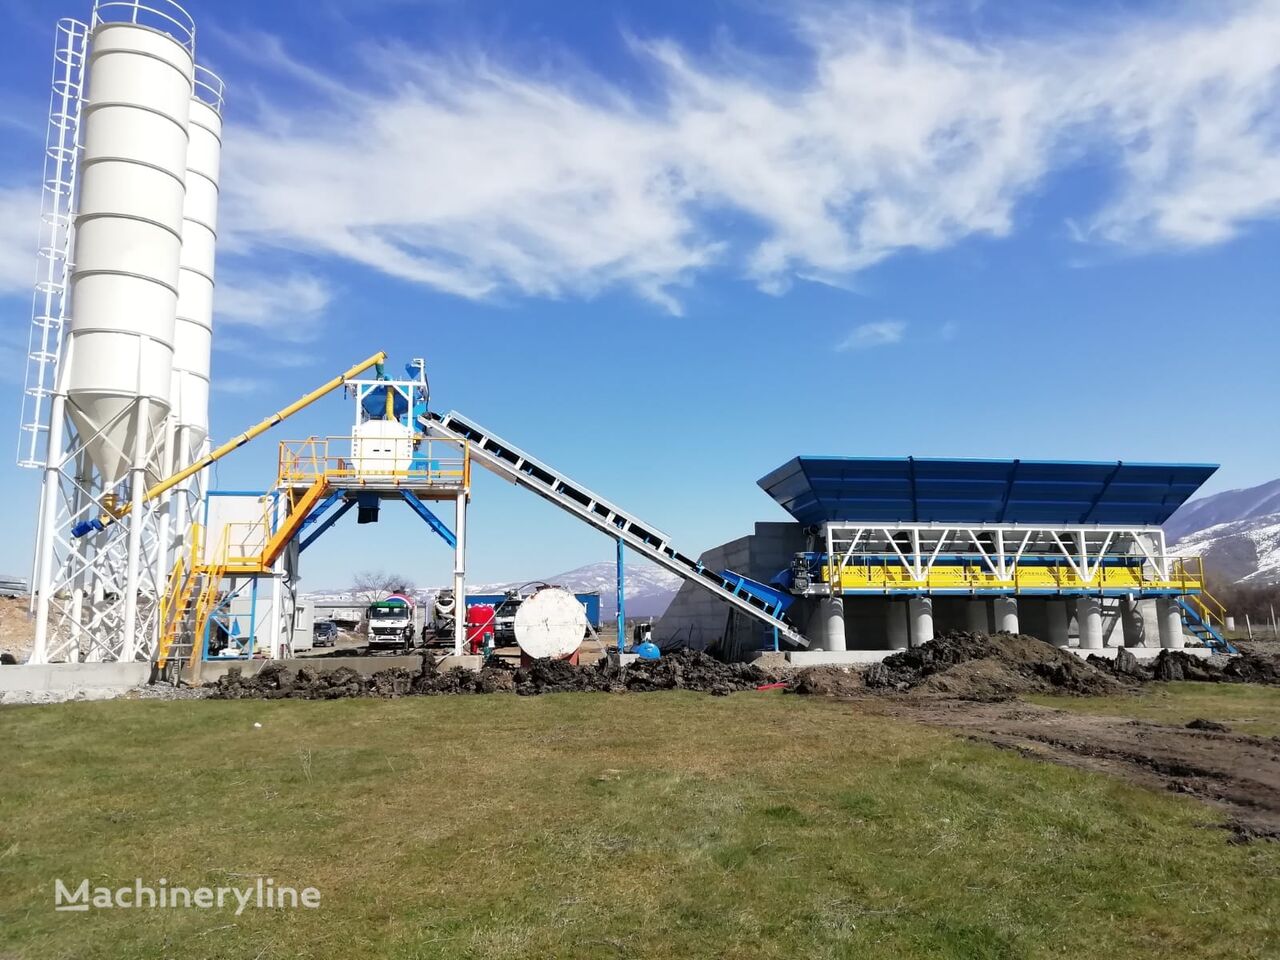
left=0, top=661, right=151, bottom=703
left=655, top=521, right=807, bottom=656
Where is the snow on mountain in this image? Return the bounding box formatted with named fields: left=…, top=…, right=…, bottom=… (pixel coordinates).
left=304, top=558, right=682, bottom=618
left=1170, top=513, right=1280, bottom=586
left=1165, top=478, right=1280, bottom=544
left=1166, top=478, right=1280, bottom=585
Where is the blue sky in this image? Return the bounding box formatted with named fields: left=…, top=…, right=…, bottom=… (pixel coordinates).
left=0, top=0, right=1277, bottom=591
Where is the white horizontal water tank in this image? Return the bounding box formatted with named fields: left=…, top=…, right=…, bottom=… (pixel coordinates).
left=514, top=588, right=587, bottom=660
left=64, top=12, right=194, bottom=485
left=170, top=65, right=223, bottom=460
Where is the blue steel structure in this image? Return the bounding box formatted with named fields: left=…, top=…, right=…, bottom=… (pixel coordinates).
left=616, top=540, right=625, bottom=652
left=756, top=456, right=1231, bottom=652
left=759, top=457, right=1218, bottom=527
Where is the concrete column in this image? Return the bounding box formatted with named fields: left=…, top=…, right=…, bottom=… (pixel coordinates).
left=992, top=596, right=1019, bottom=634
left=1157, top=598, right=1185, bottom=649
left=886, top=600, right=909, bottom=650
left=822, top=595, right=846, bottom=652
left=1077, top=596, right=1103, bottom=650
left=908, top=597, right=934, bottom=648
left=1045, top=600, right=1070, bottom=647
left=965, top=600, right=989, bottom=634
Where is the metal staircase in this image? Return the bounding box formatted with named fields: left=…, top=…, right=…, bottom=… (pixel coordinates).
left=156, top=524, right=229, bottom=673
left=420, top=410, right=809, bottom=648
left=1177, top=596, right=1235, bottom=654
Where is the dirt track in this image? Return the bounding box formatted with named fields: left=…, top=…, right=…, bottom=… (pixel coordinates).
left=865, top=696, right=1280, bottom=843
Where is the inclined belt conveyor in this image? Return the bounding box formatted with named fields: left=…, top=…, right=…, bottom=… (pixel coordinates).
left=421, top=410, right=808, bottom=648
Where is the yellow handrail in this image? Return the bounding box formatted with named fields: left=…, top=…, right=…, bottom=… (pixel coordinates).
left=157, top=523, right=204, bottom=668
left=188, top=525, right=229, bottom=671
left=275, top=436, right=469, bottom=487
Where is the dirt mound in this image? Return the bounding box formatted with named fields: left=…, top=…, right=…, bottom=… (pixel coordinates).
left=790, top=666, right=863, bottom=697
left=854, top=631, right=1124, bottom=699
left=0, top=597, right=34, bottom=663
left=1085, top=648, right=1280, bottom=685
left=620, top=650, right=768, bottom=696
left=514, top=657, right=617, bottom=695
left=206, top=649, right=770, bottom=700
left=1186, top=718, right=1230, bottom=732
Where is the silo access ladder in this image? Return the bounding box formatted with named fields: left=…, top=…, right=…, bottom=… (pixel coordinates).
left=420, top=410, right=808, bottom=648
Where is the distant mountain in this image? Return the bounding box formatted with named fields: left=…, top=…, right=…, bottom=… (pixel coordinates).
left=1165, top=478, right=1280, bottom=543
left=304, top=559, right=682, bottom=619
left=1166, top=478, right=1280, bottom=585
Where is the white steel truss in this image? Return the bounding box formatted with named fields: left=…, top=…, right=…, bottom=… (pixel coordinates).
left=821, top=521, right=1172, bottom=596
left=30, top=338, right=171, bottom=663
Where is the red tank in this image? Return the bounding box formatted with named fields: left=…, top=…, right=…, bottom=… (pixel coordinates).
left=466, top=604, right=496, bottom=654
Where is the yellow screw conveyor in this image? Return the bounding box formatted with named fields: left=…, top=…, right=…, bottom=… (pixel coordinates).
left=72, top=352, right=388, bottom=538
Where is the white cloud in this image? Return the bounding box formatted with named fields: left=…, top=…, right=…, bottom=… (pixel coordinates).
left=212, top=376, right=266, bottom=394
left=154, top=2, right=1280, bottom=311
left=0, top=187, right=39, bottom=296
left=215, top=272, right=333, bottom=342
left=837, top=320, right=906, bottom=351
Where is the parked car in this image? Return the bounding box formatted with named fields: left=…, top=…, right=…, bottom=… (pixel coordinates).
left=312, top=620, right=340, bottom=647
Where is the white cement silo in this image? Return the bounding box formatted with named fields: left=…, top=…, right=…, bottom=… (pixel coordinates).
left=62, top=7, right=194, bottom=485
left=170, top=64, right=222, bottom=462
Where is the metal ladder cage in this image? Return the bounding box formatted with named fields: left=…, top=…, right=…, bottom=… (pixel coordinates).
left=91, top=0, right=196, bottom=52
left=18, top=19, right=89, bottom=470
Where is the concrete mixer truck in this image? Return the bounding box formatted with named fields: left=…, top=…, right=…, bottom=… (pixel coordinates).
left=365, top=594, right=419, bottom=653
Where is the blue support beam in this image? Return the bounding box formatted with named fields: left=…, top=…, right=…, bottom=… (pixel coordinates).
left=616, top=539, right=625, bottom=652
left=401, top=490, right=457, bottom=548
left=299, top=499, right=355, bottom=552
left=299, top=490, right=345, bottom=533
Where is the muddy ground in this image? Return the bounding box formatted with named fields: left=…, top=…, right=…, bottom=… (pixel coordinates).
left=861, top=695, right=1280, bottom=844
left=792, top=632, right=1280, bottom=842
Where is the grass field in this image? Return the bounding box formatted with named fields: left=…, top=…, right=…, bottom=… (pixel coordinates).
left=2, top=690, right=1278, bottom=959
left=1026, top=682, right=1280, bottom=737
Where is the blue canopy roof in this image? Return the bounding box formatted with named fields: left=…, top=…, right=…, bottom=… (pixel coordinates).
left=757, top=457, right=1217, bottom=527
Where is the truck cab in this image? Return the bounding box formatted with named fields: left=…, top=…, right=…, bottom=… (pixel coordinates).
left=366, top=595, right=416, bottom=652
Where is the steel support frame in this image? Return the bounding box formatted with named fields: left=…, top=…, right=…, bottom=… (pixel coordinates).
left=823, top=521, right=1171, bottom=596
left=400, top=490, right=457, bottom=548
left=30, top=390, right=170, bottom=663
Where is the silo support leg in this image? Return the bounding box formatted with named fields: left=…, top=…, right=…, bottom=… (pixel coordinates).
left=120, top=397, right=152, bottom=662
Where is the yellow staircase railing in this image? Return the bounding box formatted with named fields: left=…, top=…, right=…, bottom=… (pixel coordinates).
left=157, top=524, right=203, bottom=669
left=262, top=477, right=330, bottom=567
left=220, top=477, right=330, bottom=574
left=188, top=524, right=229, bottom=672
